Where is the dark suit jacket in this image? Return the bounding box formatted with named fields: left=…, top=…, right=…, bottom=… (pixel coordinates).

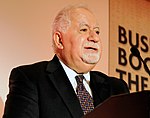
left=3, top=55, right=129, bottom=118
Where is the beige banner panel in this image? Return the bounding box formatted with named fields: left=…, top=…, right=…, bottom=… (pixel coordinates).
left=109, top=0, right=150, bottom=92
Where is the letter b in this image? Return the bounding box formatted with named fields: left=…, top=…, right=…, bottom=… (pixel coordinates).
left=118, top=47, right=127, bottom=66
left=118, top=25, right=127, bottom=44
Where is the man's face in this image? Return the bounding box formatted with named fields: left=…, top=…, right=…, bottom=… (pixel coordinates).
left=58, top=8, right=102, bottom=73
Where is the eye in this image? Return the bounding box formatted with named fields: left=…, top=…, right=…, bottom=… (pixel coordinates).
left=80, top=28, right=88, bottom=32
left=79, top=25, right=90, bottom=34
left=94, top=27, right=100, bottom=35
left=95, top=30, right=100, bottom=35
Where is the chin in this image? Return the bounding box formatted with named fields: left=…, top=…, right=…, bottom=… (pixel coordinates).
left=82, top=55, right=100, bottom=64
left=82, top=57, right=99, bottom=64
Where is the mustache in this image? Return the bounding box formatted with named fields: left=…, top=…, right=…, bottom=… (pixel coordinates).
left=83, top=42, right=100, bottom=50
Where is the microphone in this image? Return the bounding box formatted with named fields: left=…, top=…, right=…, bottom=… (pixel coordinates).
left=130, top=46, right=150, bottom=76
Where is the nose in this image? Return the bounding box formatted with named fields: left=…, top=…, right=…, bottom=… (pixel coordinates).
left=87, top=31, right=100, bottom=43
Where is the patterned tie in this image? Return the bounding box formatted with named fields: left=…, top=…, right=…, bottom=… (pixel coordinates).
left=75, top=75, right=94, bottom=115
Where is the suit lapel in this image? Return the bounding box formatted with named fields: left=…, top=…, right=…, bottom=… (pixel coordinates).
left=90, top=71, right=111, bottom=107
left=46, top=56, right=83, bottom=118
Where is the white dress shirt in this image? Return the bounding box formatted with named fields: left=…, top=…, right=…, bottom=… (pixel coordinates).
left=59, top=60, right=93, bottom=97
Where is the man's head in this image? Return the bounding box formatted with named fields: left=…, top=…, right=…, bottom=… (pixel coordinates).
left=52, top=5, right=102, bottom=73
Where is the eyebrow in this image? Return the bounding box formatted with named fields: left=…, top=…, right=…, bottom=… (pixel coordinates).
left=93, top=26, right=100, bottom=30
left=79, top=23, right=100, bottom=30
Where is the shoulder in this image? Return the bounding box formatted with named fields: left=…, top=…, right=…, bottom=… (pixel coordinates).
left=10, top=61, right=49, bottom=83
left=91, top=71, right=130, bottom=94
left=91, top=70, right=125, bottom=83
left=12, top=61, right=48, bottom=74
left=12, top=55, right=60, bottom=74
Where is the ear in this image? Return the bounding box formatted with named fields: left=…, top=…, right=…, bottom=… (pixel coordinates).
left=53, top=32, right=63, bottom=49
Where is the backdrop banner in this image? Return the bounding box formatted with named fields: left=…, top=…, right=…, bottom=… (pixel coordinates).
left=109, top=0, right=150, bottom=92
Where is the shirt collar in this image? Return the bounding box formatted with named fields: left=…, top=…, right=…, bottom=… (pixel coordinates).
left=59, top=60, right=90, bottom=81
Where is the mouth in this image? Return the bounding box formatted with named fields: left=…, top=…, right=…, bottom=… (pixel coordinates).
left=84, top=47, right=98, bottom=51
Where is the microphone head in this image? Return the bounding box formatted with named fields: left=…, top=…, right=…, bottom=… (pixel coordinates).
left=130, top=46, right=141, bottom=57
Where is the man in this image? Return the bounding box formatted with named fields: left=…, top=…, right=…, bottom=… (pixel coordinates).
left=3, top=5, right=129, bottom=118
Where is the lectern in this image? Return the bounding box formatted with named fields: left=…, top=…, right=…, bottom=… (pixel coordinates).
left=83, top=91, right=150, bottom=118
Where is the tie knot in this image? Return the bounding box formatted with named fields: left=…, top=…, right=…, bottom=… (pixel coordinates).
left=75, top=75, right=84, bottom=84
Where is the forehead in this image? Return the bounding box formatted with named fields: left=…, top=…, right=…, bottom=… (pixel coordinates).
left=70, top=8, right=99, bottom=27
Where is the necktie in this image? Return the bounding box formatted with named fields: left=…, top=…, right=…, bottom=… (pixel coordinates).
left=75, top=75, right=94, bottom=115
